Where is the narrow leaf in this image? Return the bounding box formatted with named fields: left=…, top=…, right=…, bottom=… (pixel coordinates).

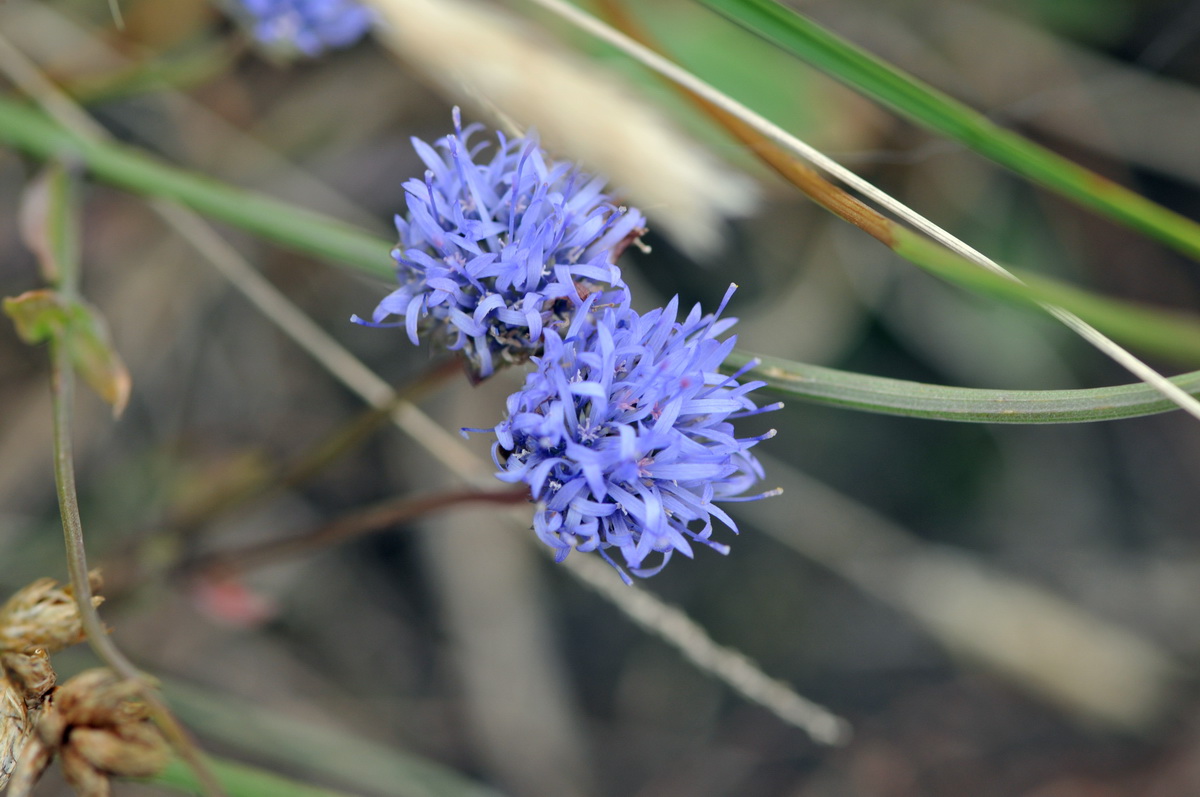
left=726, top=351, right=1200, bottom=424
left=18, top=161, right=80, bottom=290
left=163, top=680, right=502, bottom=797
left=3, top=290, right=131, bottom=416
left=0, top=98, right=392, bottom=279
left=696, top=0, right=1200, bottom=261
left=3, top=289, right=71, bottom=343
left=64, top=299, right=131, bottom=417
left=145, top=755, right=356, bottom=797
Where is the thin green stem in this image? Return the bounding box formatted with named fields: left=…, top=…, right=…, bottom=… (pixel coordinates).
left=49, top=340, right=225, bottom=797
left=0, top=98, right=391, bottom=278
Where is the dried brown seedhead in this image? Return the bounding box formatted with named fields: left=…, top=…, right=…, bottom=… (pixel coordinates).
left=1, top=676, right=32, bottom=790
left=7, top=668, right=169, bottom=797
left=0, top=571, right=104, bottom=655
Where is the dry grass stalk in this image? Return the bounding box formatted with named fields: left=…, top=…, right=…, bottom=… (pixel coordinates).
left=365, top=0, right=757, bottom=258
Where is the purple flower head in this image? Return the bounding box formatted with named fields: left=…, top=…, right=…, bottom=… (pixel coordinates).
left=355, top=110, right=645, bottom=380
left=487, top=285, right=781, bottom=581
left=237, top=0, right=373, bottom=56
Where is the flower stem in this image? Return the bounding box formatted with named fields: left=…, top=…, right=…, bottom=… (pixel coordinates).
left=49, top=338, right=226, bottom=797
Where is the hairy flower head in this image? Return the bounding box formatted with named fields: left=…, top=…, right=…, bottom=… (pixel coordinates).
left=356, top=110, right=645, bottom=380
left=236, top=0, right=373, bottom=55
left=486, top=286, right=780, bottom=580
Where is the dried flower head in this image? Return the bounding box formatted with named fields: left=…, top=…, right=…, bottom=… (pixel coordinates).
left=235, top=0, right=373, bottom=56
left=0, top=651, right=56, bottom=791
left=486, top=285, right=780, bottom=580
left=356, top=110, right=644, bottom=380
left=7, top=669, right=169, bottom=797
left=1, top=678, right=29, bottom=791
left=0, top=572, right=102, bottom=655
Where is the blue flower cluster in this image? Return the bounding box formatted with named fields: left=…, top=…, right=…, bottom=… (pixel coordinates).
left=236, top=0, right=373, bottom=56
left=361, top=113, right=778, bottom=580
left=492, top=288, right=780, bottom=578
left=357, top=110, right=644, bottom=380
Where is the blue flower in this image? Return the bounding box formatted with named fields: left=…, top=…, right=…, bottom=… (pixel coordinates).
left=486, top=286, right=781, bottom=580
left=237, top=0, right=373, bottom=56
left=355, top=110, right=645, bottom=380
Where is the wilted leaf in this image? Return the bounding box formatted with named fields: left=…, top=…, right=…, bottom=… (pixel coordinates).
left=17, top=171, right=56, bottom=284
left=2, top=291, right=131, bottom=417
left=65, top=303, right=131, bottom=418
left=17, top=163, right=77, bottom=287
left=2, top=290, right=71, bottom=345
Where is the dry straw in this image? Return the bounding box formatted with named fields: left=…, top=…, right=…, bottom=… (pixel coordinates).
left=364, top=0, right=757, bottom=258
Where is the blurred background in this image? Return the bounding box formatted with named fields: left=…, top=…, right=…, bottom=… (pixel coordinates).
left=3, top=0, right=1200, bottom=794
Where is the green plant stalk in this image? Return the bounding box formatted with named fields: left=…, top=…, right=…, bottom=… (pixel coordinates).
left=726, top=351, right=1200, bottom=423
left=697, top=0, right=1200, bottom=261
left=31, top=159, right=226, bottom=797
left=49, top=337, right=226, bottom=797
left=0, top=98, right=391, bottom=278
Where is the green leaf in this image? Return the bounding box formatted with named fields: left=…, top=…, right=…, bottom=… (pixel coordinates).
left=64, top=299, right=131, bottom=417
left=147, top=755, right=359, bottom=797
left=2, top=96, right=1199, bottom=368
left=893, top=230, right=1200, bottom=367
left=163, top=680, right=503, bottom=797
left=0, top=98, right=393, bottom=279
left=4, top=289, right=131, bottom=416
left=726, top=351, right=1200, bottom=423
left=695, top=0, right=1200, bottom=261
left=4, top=289, right=72, bottom=344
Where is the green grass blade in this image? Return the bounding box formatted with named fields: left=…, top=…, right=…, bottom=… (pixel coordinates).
left=163, top=680, right=503, bottom=797
left=696, top=0, right=1200, bottom=261
left=893, top=230, right=1200, bottom=366
left=3, top=95, right=1200, bottom=364
left=146, top=756, right=360, bottom=797
left=725, top=351, right=1200, bottom=423
left=0, top=98, right=392, bottom=279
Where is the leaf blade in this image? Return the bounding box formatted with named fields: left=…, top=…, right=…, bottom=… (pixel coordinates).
left=696, top=0, right=1200, bottom=261
left=726, top=351, right=1200, bottom=423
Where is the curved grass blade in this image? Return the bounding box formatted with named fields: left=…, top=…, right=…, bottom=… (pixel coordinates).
left=516, top=0, right=1200, bottom=420
left=2, top=96, right=1199, bottom=365
left=696, top=0, right=1200, bottom=261
left=725, top=351, right=1200, bottom=423
left=163, top=681, right=503, bottom=797
left=146, top=756, right=357, bottom=797
left=0, top=99, right=392, bottom=279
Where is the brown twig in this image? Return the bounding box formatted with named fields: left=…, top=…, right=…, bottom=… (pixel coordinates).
left=193, top=486, right=531, bottom=578
left=166, top=356, right=464, bottom=537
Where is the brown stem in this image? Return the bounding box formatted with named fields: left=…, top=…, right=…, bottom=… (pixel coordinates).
left=192, top=486, right=531, bottom=578
left=168, top=356, right=463, bottom=536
